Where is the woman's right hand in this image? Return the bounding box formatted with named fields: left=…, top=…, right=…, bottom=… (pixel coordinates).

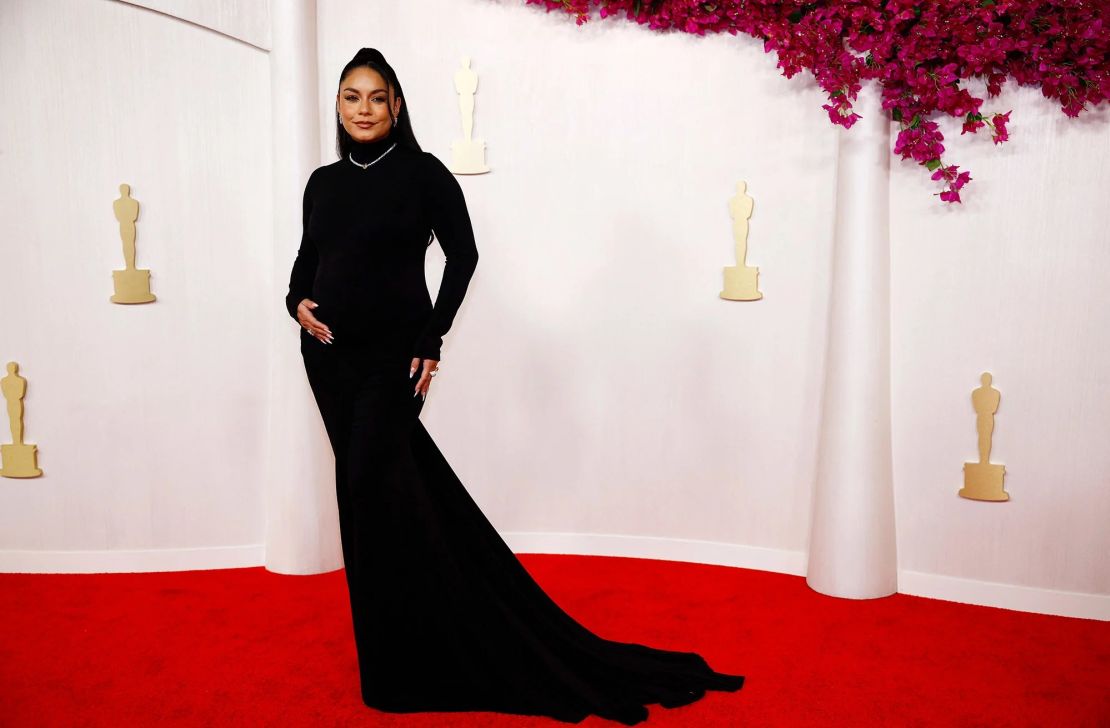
left=296, top=298, right=333, bottom=344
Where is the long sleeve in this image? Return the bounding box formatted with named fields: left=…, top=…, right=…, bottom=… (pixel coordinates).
left=284, top=170, right=318, bottom=320
left=412, top=153, right=479, bottom=361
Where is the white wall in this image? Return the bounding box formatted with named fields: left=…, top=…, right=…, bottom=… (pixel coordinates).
left=0, top=0, right=272, bottom=565
left=1, top=0, right=1106, bottom=617
left=890, top=83, right=1110, bottom=598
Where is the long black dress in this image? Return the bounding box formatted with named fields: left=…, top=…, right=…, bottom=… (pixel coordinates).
left=285, top=133, right=745, bottom=725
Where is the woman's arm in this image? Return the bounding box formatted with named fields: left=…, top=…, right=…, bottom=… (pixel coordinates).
left=413, top=153, right=479, bottom=361
left=284, top=169, right=319, bottom=320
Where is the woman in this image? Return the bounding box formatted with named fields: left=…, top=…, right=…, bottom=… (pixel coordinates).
left=285, top=47, right=745, bottom=726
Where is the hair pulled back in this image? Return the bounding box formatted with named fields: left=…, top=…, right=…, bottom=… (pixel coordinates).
left=335, top=48, right=422, bottom=159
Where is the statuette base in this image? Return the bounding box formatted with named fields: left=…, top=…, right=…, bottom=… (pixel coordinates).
left=111, top=269, right=156, bottom=304
left=720, top=265, right=762, bottom=301
left=450, top=140, right=490, bottom=175
left=1, top=443, right=42, bottom=478
left=959, top=462, right=1008, bottom=501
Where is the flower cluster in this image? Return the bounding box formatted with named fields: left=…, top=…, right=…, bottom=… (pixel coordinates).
left=526, top=0, right=1109, bottom=203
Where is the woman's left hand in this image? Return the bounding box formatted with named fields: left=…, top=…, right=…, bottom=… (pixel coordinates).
left=410, top=357, right=439, bottom=400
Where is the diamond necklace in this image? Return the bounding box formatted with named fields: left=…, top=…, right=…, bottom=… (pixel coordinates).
left=348, top=142, right=397, bottom=170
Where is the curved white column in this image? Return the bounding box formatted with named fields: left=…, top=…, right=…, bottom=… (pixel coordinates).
left=806, top=82, right=897, bottom=599
left=264, top=0, right=341, bottom=575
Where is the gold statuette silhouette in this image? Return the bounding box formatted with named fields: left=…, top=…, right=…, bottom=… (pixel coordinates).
left=449, top=56, right=490, bottom=175
left=959, top=372, right=1008, bottom=501
left=111, top=183, right=156, bottom=304
left=1, top=362, right=43, bottom=478
left=720, top=181, right=762, bottom=301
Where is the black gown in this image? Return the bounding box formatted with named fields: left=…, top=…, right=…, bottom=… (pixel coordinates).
left=285, top=133, right=745, bottom=725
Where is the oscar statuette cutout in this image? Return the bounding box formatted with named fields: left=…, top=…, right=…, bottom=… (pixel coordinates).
left=720, top=181, right=762, bottom=301
left=110, top=183, right=156, bottom=304
left=0, top=362, right=43, bottom=478
left=959, top=372, right=1009, bottom=501
left=449, top=56, right=490, bottom=175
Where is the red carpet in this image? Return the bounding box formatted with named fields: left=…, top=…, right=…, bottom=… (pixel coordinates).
left=1, top=555, right=1107, bottom=726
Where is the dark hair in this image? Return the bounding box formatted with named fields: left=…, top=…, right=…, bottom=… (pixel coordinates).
left=335, top=48, right=422, bottom=159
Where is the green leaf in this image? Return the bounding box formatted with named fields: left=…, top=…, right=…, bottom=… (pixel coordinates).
left=980, top=0, right=995, bottom=6
left=891, top=108, right=903, bottom=122
left=926, top=159, right=942, bottom=171
left=910, top=114, right=922, bottom=129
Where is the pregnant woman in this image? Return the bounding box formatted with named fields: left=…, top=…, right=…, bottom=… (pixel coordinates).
left=285, top=47, right=744, bottom=726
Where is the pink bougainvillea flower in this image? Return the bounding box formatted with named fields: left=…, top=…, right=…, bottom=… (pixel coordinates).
left=822, top=102, right=862, bottom=128
left=962, top=114, right=987, bottom=135
left=991, top=111, right=1012, bottom=144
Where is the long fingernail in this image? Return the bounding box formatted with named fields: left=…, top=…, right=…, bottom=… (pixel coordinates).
left=421, top=392, right=426, bottom=401
left=410, top=367, right=416, bottom=377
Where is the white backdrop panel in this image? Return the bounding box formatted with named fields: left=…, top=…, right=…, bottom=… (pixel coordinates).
left=890, top=83, right=1110, bottom=596
left=0, top=0, right=271, bottom=555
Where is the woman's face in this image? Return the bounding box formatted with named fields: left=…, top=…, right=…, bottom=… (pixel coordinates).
left=336, top=67, right=402, bottom=142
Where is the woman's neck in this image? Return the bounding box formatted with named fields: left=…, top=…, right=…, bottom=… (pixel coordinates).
left=348, top=131, right=396, bottom=164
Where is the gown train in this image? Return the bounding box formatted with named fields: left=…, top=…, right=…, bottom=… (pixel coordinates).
left=301, top=336, right=744, bottom=726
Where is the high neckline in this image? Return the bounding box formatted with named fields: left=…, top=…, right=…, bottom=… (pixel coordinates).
left=348, top=132, right=396, bottom=165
